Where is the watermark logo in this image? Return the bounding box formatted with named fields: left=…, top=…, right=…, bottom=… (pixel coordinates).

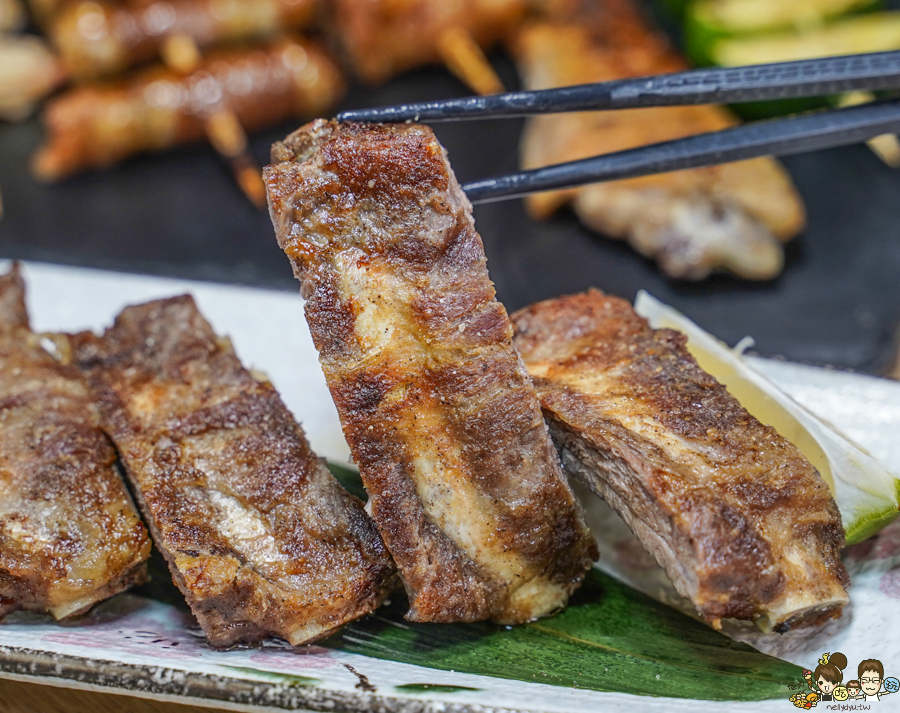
left=788, top=653, right=897, bottom=708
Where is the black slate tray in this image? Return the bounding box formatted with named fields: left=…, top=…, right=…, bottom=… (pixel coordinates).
left=2, top=40, right=900, bottom=375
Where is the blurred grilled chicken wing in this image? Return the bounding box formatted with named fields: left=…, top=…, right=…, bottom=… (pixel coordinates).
left=512, top=290, right=850, bottom=632
left=329, top=0, right=526, bottom=84
left=513, top=0, right=806, bottom=280
left=73, top=296, right=396, bottom=647
left=0, top=265, right=150, bottom=621
left=264, top=119, right=597, bottom=624
left=51, top=0, right=317, bottom=80
left=33, top=36, right=344, bottom=181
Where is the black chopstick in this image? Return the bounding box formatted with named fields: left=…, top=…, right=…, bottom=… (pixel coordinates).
left=338, top=51, right=900, bottom=123
left=462, top=99, right=900, bottom=204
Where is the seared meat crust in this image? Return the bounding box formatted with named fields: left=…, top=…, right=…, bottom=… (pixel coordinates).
left=513, top=0, right=806, bottom=280
left=0, top=265, right=150, bottom=621
left=264, top=120, right=597, bottom=624
left=512, top=290, right=849, bottom=632
left=73, top=296, right=396, bottom=647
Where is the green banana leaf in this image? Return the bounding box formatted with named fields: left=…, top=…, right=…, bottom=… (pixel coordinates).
left=325, top=464, right=803, bottom=702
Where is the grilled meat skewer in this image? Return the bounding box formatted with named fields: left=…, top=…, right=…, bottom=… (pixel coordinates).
left=33, top=36, right=344, bottom=182
left=329, top=0, right=525, bottom=86
left=51, top=0, right=317, bottom=81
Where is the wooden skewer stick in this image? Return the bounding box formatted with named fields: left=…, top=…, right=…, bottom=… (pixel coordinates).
left=159, top=33, right=202, bottom=76
left=205, top=110, right=268, bottom=207
left=838, top=90, right=900, bottom=168
left=889, top=323, right=900, bottom=381
left=437, top=26, right=505, bottom=96
left=867, top=133, right=900, bottom=168
left=160, top=33, right=268, bottom=208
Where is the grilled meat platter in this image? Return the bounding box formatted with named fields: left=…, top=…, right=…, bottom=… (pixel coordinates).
left=0, top=0, right=889, bottom=668
left=0, top=111, right=863, bottom=644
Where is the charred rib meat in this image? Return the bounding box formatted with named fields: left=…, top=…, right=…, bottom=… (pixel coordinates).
left=264, top=120, right=597, bottom=624
left=73, top=295, right=396, bottom=647
left=0, top=265, right=150, bottom=620
left=512, top=290, right=849, bottom=632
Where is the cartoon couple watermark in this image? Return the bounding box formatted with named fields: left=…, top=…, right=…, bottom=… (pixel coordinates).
left=789, top=653, right=898, bottom=708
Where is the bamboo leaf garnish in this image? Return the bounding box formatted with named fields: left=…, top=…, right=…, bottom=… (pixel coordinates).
left=325, top=466, right=803, bottom=701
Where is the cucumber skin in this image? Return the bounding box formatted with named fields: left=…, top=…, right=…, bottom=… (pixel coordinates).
left=684, top=0, right=883, bottom=67
left=728, top=97, right=829, bottom=121
left=683, top=0, right=885, bottom=117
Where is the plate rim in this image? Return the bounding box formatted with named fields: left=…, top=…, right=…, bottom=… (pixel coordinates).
left=0, top=643, right=537, bottom=713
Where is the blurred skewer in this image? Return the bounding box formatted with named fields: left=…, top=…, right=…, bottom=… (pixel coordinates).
left=159, top=33, right=202, bottom=76
left=205, top=110, right=268, bottom=208
left=329, top=0, right=521, bottom=92
left=837, top=90, right=900, bottom=167
left=0, top=35, right=65, bottom=122
left=890, top=352, right=900, bottom=381
left=43, top=0, right=511, bottom=97
left=160, top=33, right=267, bottom=208
left=24, top=0, right=61, bottom=27
left=437, top=26, right=506, bottom=95
left=32, top=36, right=345, bottom=182
left=49, top=0, right=318, bottom=81
left=0, top=0, right=25, bottom=31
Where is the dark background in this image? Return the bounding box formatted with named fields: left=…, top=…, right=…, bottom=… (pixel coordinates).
left=2, top=11, right=900, bottom=375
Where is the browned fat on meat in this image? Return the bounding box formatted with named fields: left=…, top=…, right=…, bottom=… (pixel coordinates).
left=512, top=289, right=849, bottom=632
left=0, top=265, right=150, bottom=620
left=73, top=296, right=396, bottom=647
left=264, top=120, right=598, bottom=624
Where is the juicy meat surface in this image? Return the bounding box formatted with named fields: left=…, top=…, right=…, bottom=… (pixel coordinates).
left=513, top=0, right=805, bottom=280
left=73, top=295, right=396, bottom=647
left=512, top=290, right=849, bottom=632
left=264, top=120, right=597, bottom=624
left=0, top=265, right=150, bottom=621
left=330, top=0, right=526, bottom=84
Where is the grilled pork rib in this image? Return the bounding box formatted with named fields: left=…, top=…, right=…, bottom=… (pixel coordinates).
left=264, top=120, right=597, bottom=624
left=0, top=265, right=149, bottom=620
left=73, top=296, right=396, bottom=647
left=512, top=290, right=849, bottom=632
left=513, top=0, right=805, bottom=280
